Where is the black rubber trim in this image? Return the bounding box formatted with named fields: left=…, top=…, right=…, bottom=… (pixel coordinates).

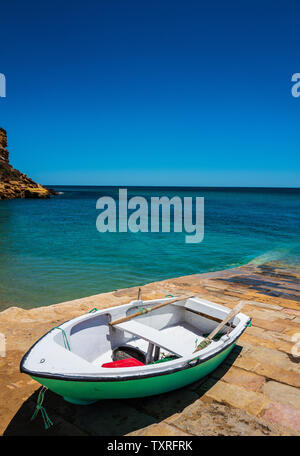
left=20, top=323, right=249, bottom=383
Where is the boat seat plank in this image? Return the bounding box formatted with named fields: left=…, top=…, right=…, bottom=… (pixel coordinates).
left=113, top=320, right=189, bottom=357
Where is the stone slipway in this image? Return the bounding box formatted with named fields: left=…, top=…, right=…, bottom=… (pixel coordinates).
left=0, top=262, right=300, bottom=436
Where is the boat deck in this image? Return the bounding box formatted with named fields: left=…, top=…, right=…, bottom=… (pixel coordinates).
left=92, top=322, right=206, bottom=366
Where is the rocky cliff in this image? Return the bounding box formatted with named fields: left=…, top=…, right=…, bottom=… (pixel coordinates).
left=0, top=128, right=56, bottom=199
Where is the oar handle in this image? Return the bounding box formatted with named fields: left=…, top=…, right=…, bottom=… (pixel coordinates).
left=109, top=295, right=194, bottom=326
left=193, top=301, right=246, bottom=352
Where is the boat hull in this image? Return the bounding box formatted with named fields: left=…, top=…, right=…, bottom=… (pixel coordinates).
left=31, top=342, right=235, bottom=404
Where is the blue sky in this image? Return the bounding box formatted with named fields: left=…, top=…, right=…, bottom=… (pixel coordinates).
left=0, top=0, right=299, bottom=187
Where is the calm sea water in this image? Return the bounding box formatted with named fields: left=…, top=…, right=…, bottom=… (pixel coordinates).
left=0, top=186, right=299, bottom=311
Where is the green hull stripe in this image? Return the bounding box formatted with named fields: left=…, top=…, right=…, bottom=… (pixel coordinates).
left=32, top=343, right=235, bottom=403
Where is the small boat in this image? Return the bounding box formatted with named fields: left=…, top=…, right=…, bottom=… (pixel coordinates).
left=20, top=295, right=251, bottom=405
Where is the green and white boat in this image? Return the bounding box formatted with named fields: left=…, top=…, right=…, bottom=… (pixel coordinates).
left=20, top=296, right=250, bottom=405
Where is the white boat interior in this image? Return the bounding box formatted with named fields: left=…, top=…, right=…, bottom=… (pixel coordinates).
left=22, top=296, right=249, bottom=378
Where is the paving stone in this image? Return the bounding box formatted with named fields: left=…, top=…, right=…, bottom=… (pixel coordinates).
left=211, top=365, right=266, bottom=392
left=72, top=401, right=156, bottom=436
left=233, top=342, right=299, bottom=372
left=283, top=327, right=300, bottom=338
left=282, top=308, right=300, bottom=317
left=197, top=379, right=269, bottom=416
left=249, top=363, right=300, bottom=388
left=262, top=381, right=300, bottom=409
left=3, top=399, right=88, bottom=436
left=128, top=389, right=199, bottom=421
left=166, top=399, right=282, bottom=436
left=276, top=300, right=300, bottom=311
left=240, top=332, right=293, bottom=354
left=250, top=318, right=289, bottom=333
left=241, top=300, right=283, bottom=311
left=250, top=295, right=300, bottom=311
left=228, top=344, right=300, bottom=388
left=127, top=422, right=193, bottom=436
left=242, top=325, right=294, bottom=346
left=244, top=307, right=295, bottom=322
left=263, top=401, right=300, bottom=434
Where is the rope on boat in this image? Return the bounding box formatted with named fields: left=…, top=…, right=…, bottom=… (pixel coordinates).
left=187, top=356, right=201, bottom=367
left=195, top=338, right=212, bottom=350
left=136, top=294, right=174, bottom=316
left=138, top=307, right=152, bottom=314
left=51, top=326, right=71, bottom=351
left=31, top=387, right=53, bottom=430
left=227, top=321, right=233, bottom=335
left=246, top=319, right=252, bottom=327
left=88, top=307, right=98, bottom=313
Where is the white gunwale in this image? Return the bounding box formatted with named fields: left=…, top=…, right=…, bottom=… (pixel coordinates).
left=21, top=296, right=250, bottom=380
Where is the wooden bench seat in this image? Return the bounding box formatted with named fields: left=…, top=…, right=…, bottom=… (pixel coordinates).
left=114, top=320, right=190, bottom=357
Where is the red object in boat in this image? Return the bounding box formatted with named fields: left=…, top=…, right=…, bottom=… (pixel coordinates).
left=102, top=358, right=145, bottom=368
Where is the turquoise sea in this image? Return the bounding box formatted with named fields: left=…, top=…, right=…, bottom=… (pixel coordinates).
left=0, top=187, right=299, bottom=311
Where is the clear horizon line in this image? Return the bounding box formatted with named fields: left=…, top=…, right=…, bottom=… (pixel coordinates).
left=43, top=184, right=300, bottom=190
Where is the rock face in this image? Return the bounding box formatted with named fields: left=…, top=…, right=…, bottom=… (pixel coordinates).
left=0, top=128, right=9, bottom=162
left=0, top=127, right=56, bottom=200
